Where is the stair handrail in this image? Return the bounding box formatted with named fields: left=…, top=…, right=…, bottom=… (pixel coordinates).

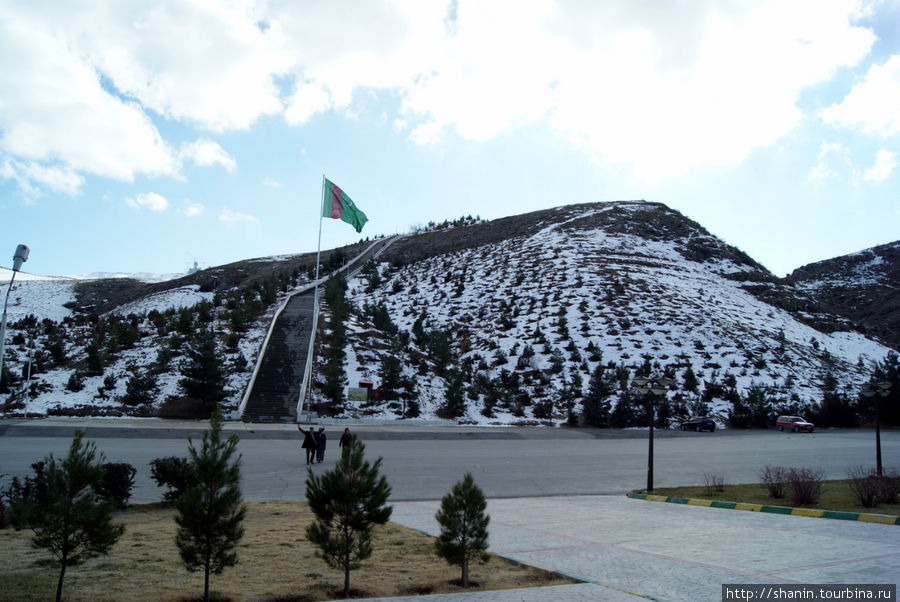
left=238, top=235, right=402, bottom=420
left=237, top=280, right=314, bottom=418
left=295, top=234, right=403, bottom=421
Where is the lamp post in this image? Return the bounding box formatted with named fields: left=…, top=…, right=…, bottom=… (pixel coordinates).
left=860, top=380, right=891, bottom=477
left=632, top=374, right=673, bottom=492
left=1, top=244, right=29, bottom=391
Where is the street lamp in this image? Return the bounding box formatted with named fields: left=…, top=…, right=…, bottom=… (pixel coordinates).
left=860, top=380, right=891, bottom=477
left=1, top=244, right=29, bottom=391
left=632, top=374, right=673, bottom=492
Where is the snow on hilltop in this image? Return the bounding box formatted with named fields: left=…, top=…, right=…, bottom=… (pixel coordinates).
left=0, top=268, right=77, bottom=323
left=332, top=202, right=891, bottom=425
left=0, top=269, right=209, bottom=323
left=0, top=202, right=895, bottom=426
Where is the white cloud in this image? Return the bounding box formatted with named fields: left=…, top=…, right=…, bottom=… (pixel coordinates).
left=1, top=160, right=84, bottom=197
left=219, top=208, right=260, bottom=225
left=284, top=81, right=332, bottom=125
left=808, top=142, right=848, bottom=182
left=0, top=0, right=886, bottom=189
left=0, top=9, right=178, bottom=185
left=182, top=202, right=205, bottom=217
left=272, top=1, right=445, bottom=110
left=263, top=178, right=283, bottom=189
left=402, top=0, right=560, bottom=143
left=179, top=139, right=236, bottom=172
left=69, top=2, right=287, bottom=132
left=864, top=149, right=898, bottom=182
left=125, top=192, right=170, bottom=212
left=822, top=54, right=900, bottom=136
left=544, top=1, right=876, bottom=182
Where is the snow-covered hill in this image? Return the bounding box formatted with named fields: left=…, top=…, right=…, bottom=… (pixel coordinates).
left=787, top=240, right=900, bottom=352
left=0, top=269, right=284, bottom=418
left=0, top=201, right=895, bottom=426
left=329, top=202, right=892, bottom=424
left=0, top=269, right=77, bottom=323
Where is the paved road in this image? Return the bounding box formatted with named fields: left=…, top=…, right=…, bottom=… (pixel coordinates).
left=1, top=419, right=897, bottom=504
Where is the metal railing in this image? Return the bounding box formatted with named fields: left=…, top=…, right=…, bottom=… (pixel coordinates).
left=236, top=235, right=403, bottom=420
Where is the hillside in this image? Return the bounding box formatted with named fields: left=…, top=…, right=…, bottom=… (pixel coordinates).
left=321, top=202, right=889, bottom=425
left=0, top=201, right=896, bottom=427
left=785, top=240, right=900, bottom=352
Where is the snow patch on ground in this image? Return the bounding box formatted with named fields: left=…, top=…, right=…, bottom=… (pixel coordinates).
left=110, top=285, right=214, bottom=316
left=0, top=269, right=76, bottom=323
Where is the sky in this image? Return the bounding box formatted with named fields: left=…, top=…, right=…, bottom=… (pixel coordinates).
left=1, top=0, right=899, bottom=279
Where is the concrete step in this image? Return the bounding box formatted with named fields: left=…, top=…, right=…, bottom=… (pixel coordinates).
left=241, top=237, right=396, bottom=423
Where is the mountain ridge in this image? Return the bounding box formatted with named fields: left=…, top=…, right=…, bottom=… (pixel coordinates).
left=0, top=200, right=896, bottom=425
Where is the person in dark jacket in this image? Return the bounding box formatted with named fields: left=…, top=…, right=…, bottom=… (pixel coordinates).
left=338, top=427, right=353, bottom=460
left=315, top=427, right=327, bottom=463
left=298, top=425, right=316, bottom=465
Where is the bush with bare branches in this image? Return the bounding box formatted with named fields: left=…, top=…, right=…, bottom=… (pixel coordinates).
left=878, top=469, right=900, bottom=504
left=847, top=466, right=880, bottom=507
left=702, top=472, right=725, bottom=496
left=759, top=465, right=788, bottom=499
left=787, top=467, right=824, bottom=506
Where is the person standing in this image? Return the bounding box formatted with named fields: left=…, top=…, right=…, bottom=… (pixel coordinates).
left=315, top=427, right=327, bottom=463
left=298, top=425, right=316, bottom=465
left=339, top=427, right=353, bottom=460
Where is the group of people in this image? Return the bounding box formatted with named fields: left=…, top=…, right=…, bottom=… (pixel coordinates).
left=298, top=425, right=353, bottom=465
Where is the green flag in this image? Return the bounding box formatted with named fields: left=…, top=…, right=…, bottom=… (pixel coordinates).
left=322, top=178, right=368, bottom=233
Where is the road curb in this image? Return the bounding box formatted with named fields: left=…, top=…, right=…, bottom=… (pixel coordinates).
left=627, top=492, right=900, bottom=525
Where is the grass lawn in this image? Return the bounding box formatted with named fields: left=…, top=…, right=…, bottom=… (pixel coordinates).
left=648, top=479, right=900, bottom=517
left=0, top=500, right=574, bottom=601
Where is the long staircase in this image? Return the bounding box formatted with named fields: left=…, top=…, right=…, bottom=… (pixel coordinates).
left=239, top=236, right=400, bottom=422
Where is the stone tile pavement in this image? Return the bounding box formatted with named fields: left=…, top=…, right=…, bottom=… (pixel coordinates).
left=362, top=495, right=899, bottom=601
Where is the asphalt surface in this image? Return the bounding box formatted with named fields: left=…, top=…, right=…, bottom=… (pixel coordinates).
left=1, top=418, right=898, bottom=601
left=1, top=417, right=897, bottom=503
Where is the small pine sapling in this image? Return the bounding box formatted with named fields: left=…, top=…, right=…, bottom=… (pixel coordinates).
left=434, top=472, right=490, bottom=587
left=305, top=439, right=392, bottom=598
left=7, top=430, right=125, bottom=602
left=175, top=407, right=246, bottom=602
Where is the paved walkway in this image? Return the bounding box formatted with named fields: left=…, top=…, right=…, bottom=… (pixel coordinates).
left=364, top=495, right=899, bottom=601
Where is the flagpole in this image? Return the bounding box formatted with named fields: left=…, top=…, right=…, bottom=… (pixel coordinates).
left=314, top=174, right=325, bottom=295
left=298, top=176, right=326, bottom=422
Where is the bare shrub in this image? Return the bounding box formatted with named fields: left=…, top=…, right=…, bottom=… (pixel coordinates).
left=702, top=472, right=725, bottom=496
left=759, top=465, right=788, bottom=499
left=847, top=466, right=880, bottom=508
left=787, top=468, right=824, bottom=506
left=878, top=469, right=900, bottom=504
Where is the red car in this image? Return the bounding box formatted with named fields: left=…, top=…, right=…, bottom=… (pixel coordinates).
left=775, top=416, right=814, bottom=433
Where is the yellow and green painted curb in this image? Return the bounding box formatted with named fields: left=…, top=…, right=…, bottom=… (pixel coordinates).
left=627, top=492, right=899, bottom=525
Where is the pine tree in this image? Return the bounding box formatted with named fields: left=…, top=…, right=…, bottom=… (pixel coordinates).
left=434, top=472, right=490, bottom=587
left=8, top=431, right=125, bottom=602
left=379, top=354, right=401, bottom=400
left=175, top=408, right=246, bottom=602
left=582, top=365, right=613, bottom=427
left=306, top=439, right=392, bottom=598
left=549, top=347, right=565, bottom=373
left=869, top=351, right=899, bottom=425
left=178, top=327, right=229, bottom=412
left=610, top=389, right=638, bottom=427
left=682, top=365, right=699, bottom=393
left=439, top=368, right=467, bottom=419
left=321, top=275, right=349, bottom=407
left=0, top=361, right=16, bottom=392
left=84, top=337, right=104, bottom=376
left=321, top=352, right=347, bottom=407
left=426, top=329, right=454, bottom=376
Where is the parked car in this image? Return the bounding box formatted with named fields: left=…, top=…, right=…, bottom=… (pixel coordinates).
left=681, top=416, right=716, bottom=432
left=775, top=416, right=814, bottom=433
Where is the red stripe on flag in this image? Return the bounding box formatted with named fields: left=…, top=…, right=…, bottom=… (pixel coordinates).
left=329, top=186, right=343, bottom=219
